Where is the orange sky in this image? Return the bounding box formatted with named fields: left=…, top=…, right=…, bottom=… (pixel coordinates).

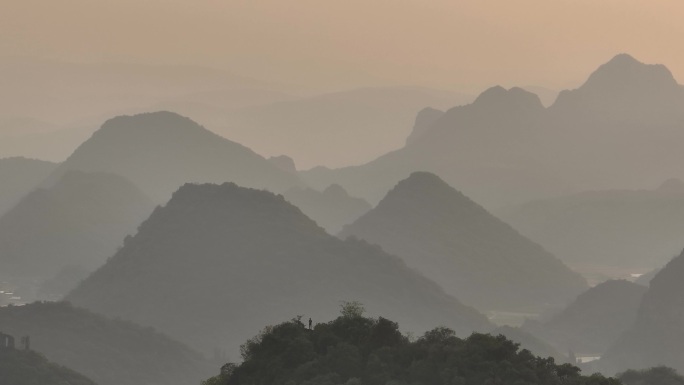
left=2, top=0, right=683, bottom=92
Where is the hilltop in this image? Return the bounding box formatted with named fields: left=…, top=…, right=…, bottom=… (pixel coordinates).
left=50, top=111, right=302, bottom=202
left=340, top=172, right=587, bottom=312
left=67, top=182, right=491, bottom=355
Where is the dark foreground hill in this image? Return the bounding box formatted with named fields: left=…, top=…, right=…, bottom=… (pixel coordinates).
left=50, top=111, right=302, bottom=202
left=200, top=308, right=618, bottom=385
left=282, top=184, right=371, bottom=234
left=339, top=172, right=587, bottom=312
left=600, top=249, right=684, bottom=374
left=0, top=157, right=56, bottom=215
left=523, top=280, right=646, bottom=356
left=0, top=347, right=97, bottom=385
left=0, top=301, right=214, bottom=385
left=500, top=183, right=684, bottom=273
left=67, top=182, right=491, bottom=356
left=0, top=170, right=155, bottom=291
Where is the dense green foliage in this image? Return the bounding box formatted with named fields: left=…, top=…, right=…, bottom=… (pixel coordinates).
left=0, top=348, right=97, bottom=385
left=0, top=301, right=213, bottom=385
left=618, top=367, right=684, bottom=385
left=67, top=182, right=490, bottom=356
left=340, top=171, right=587, bottom=312
left=202, top=310, right=619, bottom=385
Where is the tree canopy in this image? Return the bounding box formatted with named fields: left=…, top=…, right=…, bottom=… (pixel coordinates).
left=202, top=306, right=620, bottom=385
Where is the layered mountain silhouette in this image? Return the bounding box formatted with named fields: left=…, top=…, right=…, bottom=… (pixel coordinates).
left=600, top=249, right=684, bottom=374
left=339, top=172, right=587, bottom=312
left=0, top=301, right=214, bottom=385
left=66, top=182, right=491, bottom=356
left=0, top=170, right=154, bottom=288
left=217, top=86, right=474, bottom=168
left=49, top=111, right=302, bottom=202
left=302, top=54, right=684, bottom=210
left=282, top=184, right=371, bottom=234
left=500, top=182, right=684, bottom=273
left=0, top=157, right=56, bottom=215
left=523, top=280, right=646, bottom=356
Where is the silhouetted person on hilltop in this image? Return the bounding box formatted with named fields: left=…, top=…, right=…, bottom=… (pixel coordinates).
left=308, top=318, right=312, bottom=330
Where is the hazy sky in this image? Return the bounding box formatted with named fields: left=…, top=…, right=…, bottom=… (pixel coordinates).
left=2, top=0, right=683, bottom=92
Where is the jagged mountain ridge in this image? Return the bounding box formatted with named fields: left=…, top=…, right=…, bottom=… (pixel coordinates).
left=301, top=54, right=684, bottom=210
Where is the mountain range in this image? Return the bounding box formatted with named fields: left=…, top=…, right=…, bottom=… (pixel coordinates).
left=302, top=54, right=684, bottom=210
left=66, top=182, right=492, bottom=356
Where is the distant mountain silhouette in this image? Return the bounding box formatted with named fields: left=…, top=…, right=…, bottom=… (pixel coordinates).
left=551, top=53, right=682, bottom=121
left=282, top=184, right=372, bottom=234
left=218, top=86, right=474, bottom=168
left=66, top=182, right=492, bottom=356
left=50, top=111, right=302, bottom=202
left=500, top=184, right=684, bottom=273
left=405, top=107, right=444, bottom=145
left=0, top=170, right=154, bottom=289
left=523, top=280, right=646, bottom=356
left=0, top=301, right=213, bottom=385
left=339, top=172, right=587, bottom=312
left=601, top=249, right=684, bottom=374
left=302, top=54, right=684, bottom=210
left=0, top=157, right=56, bottom=215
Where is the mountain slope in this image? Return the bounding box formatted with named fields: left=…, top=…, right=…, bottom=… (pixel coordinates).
left=0, top=170, right=155, bottom=288
left=50, top=111, right=302, bottom=202
left=0, top=157, right=57, bottom=215
left=523, top=280, right=646, bottom=355
left=339, top=172, right=587, bottom=312
left=67, top=182, right=491, bottom=356
left=0, top=347, right=97, bottom=385
left=500, top=183, right=684, bottom=273
left=600, top=249, right=684, bottom=374
left=282, top=184, right=371, bottom=234
left=0, top=301, right=213, bottom=385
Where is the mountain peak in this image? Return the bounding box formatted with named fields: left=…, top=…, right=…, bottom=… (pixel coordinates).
left=471, top=86, right=544, bottom=112
left=584, top=54, right=677, bottom=90
left=341, top=172, right=587, bottom=311
left=552, top=54, right=681, bottom=112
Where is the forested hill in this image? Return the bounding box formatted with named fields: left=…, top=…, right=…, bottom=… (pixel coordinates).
left=201, top=306, right=620, bottom=385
